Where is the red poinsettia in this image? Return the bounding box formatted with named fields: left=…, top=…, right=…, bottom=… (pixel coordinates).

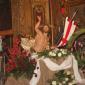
left=5, top=59, right=16, bottom=73
left=30, top=59, right=37, bottom=65
left=13, top=36, right=21, bottom=47
left=5, top=36, right=36, bottom=78
left=21, top=50, right=30, bottom=58
left=61, top=7, right=65, bottom=15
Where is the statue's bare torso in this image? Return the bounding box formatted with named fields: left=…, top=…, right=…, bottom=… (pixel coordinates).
left=33, top=16, right=49, bottom=52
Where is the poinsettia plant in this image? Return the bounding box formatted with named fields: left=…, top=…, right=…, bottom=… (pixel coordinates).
left=3, top=36, right=36, bottom=79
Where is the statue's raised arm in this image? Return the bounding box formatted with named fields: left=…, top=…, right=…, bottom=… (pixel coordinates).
left=35, top=16, right=41, bottom=34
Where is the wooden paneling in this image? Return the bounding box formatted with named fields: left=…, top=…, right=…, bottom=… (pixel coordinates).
left=49, top=0, right=65, bottom=44
left=66, top=0, right=85, bottom=7
left=19, top=0, right=32, bottom=35
left=10, top=0, right=50, bottom=36
left=0, top=29, right=13, bottom=36
left=64, top=0, right=85, bottom=28
left=65, top=0, right=85, bottom=15
left=11, top=0, right=32, bottom=35
left=11, top=0, right=20, bottom=34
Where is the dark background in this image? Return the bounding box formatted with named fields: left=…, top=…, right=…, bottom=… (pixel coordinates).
left=0, top=0, right=12, bottom=30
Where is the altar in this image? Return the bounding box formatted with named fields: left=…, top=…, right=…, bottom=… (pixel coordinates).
left=5, top=53, right=85, bottom=85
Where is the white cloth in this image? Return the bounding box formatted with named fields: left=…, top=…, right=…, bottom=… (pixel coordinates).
left=29, top=60, right=40, bottom=85
left=29, top=54, right=85, bottom=85
left=21, top=38, right=35, bottom=51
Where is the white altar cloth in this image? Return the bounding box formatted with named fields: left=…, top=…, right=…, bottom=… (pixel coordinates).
left=29, top=54, right=85, bottom=85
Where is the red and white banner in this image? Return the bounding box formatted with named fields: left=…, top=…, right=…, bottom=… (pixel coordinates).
left=58, top=17, right=77, bottom=47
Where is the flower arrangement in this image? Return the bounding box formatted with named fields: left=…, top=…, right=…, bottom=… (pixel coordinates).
left=59, top=0, right=65, bottom=15
left=38, top=48, right=71, bottom=59
left=48, top=70, right=77, bottom=85
left=49, top=49, right=68, bottom=57
left=3, top=36, right=36, bottom=79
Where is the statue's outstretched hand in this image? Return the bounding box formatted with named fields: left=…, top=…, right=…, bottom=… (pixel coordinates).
left=37, top=16, right=41, bottom=22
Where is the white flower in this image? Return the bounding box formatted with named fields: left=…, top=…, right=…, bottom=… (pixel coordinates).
left=52, top=52, right=56, bottom=56
left=31, top=53, right=38, bottom=58
left=49, top=51, right=56, bottom=56
left=58, top=83, right=62, bottom=85
left=58, top=52, right=62, bottom=57
left=62, top=49, right=67, bottom=54
left=53, top=48, right=59, bottom=52
left=71, top=75, right=75, bottom=79
left=60, top=49, right=63, bottom=51
left=65, top=78, right=69, bottom=81
left=72, top=80, right=76, bottom=84
left=62, top=81, right=66, bottom=84
left=66, top=71, right=71, bottom=75
left=52, top=81, right=56, bottom=85
left=68, top=83, right=73, bottom=85
left=49, top=51, right=53, bottom=56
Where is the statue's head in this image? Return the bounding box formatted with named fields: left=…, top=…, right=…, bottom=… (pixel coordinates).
left=43, top=25, right=49, bottom=33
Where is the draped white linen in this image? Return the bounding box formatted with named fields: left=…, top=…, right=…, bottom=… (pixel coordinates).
left=29, top=54, right=85, bottom=85
left=29, top=60, right=40, bottom=85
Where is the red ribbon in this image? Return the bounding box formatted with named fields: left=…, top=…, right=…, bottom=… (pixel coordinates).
left=62, top=38, right=67, bottom=45
left=61, top=19, right=72, bottom=46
